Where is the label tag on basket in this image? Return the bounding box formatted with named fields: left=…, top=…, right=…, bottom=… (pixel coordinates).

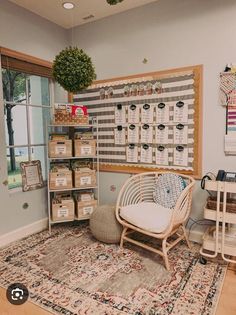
left=81, top=146, right=92, bottom=155
left=83, top=206, right=93, bottom=215
left=57, top=207, right=68, bottom=217
left=55, top=145, right=66, bottom=155
left=55, top=178, right=67, bottom=186
left=80, top=193, right=93, bottom=201
left=80, top=176, right=91, bottom=185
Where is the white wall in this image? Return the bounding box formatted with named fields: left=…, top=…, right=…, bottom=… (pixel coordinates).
left=71, top=0, right=236, bottom=237
left=0, top=0, right=68, bottom=60
left=0, top=0, right=68, bottom=235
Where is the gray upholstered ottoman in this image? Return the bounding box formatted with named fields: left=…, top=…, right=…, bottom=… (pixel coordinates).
left=90, top=204, right=122, bottom=244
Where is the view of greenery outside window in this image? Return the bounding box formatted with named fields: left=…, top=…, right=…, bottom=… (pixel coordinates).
left=2, top=69, right=51, bottom=189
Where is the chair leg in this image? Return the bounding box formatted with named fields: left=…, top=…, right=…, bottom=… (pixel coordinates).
left=182, top=225, right=191, bottom=249
left=162, top=238, right=170, bottom=271
left=120, top=227, right=128, bottom=249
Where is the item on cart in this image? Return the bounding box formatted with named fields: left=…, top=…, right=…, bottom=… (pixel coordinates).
left=206, top=196, right=236, bottom=213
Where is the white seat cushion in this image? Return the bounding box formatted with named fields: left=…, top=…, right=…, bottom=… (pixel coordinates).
left=120, top=202, right=172, bottom=233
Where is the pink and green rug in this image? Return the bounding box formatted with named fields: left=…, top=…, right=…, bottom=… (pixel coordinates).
left=0, top=223, right=227, bottom=315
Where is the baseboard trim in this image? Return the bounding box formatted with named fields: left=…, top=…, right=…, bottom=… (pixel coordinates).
left=0, top=218, right=48, bottom=248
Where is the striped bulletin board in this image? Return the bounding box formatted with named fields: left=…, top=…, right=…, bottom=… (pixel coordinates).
left=73, top=65, right=202, bottom=178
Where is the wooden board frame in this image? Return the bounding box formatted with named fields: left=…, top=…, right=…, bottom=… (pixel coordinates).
left=70, top=65, right=202, bottom=179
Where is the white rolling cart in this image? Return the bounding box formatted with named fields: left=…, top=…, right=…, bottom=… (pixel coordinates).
left=200, top=180, right=236, bottom=264
left=45, top=117, right=99, bottom=233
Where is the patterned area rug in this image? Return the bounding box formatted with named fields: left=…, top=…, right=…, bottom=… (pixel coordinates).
left=0, top=223, right=227, bottom=315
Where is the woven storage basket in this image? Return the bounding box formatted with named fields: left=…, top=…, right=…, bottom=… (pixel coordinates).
left=206, top=196, right=236, bottom=213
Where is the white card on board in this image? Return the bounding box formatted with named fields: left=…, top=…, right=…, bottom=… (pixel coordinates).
left=141, top=103, right=154, bottom=124
left=174, top=101, right=188, bottom=123
left=156, top=124, right=169, bottom=144
left=128, top=124, right=139, bottom=143
left=114, top=126, right=126, bottom=145
left=126, top=144, right=138, bottom=163
left=140, top=144, right=153, bottom=163
left=174, top=124, right=188, bottom=144
left=128, top=104, right=139, bottom=124
left=115, top=104, right=126, bottom=124
left=156, top=102, right=169, bottom=123
left=156, top=146, right=169, bottom=165
left=141, top=124, right=153, bottom=143
left=174, top=146, right=188, bottom=166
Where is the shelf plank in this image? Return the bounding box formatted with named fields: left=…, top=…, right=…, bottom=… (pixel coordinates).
left=48, top=124, right=92, bottom=127
left=49, top=186, right=97, bottom=192
left=48, top=156, right=96, bottom=160
left=205, top=180, right=236, bottom=193
left=74, top=217, right=90, bottom=221
left=50, top=219, right=75, bottom=224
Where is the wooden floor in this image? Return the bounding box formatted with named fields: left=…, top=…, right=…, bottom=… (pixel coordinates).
left=0, top=268, right=235, bottom=315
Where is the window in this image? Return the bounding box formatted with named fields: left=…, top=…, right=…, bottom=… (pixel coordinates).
left=2, top=69, right=51, bottom=189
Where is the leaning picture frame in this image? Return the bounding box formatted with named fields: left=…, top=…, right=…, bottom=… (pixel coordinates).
left=20, top=160, right=44, bottom=192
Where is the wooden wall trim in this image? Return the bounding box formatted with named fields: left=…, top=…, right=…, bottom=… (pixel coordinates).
left=0, top=46, right=52, bottom=69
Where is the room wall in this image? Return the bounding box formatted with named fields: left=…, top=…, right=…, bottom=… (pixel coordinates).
left=0, top=0, right=68, bottom=236
left=71, top=0, right=236, bottom=237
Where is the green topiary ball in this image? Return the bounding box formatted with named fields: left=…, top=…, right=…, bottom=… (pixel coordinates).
left=52, top=46, right=96, bottom=93
left=107, top=0, right=124, bottom=5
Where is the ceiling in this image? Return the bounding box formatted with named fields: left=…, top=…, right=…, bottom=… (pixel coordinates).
left=8, top=0, right=158, bottom=29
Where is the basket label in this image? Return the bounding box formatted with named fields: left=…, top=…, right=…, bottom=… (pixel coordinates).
left=80, top=194, right=93, bottom=201
left=55, top=145, right=66, bottom=155
left=81, top=146, right=92, bottom=155
left=80, top=176, right=91, bottom=185
left=83, top=206, right=93, bottom=215
left=57, top=207, right=69, bottom=217
left=55, top=178, right=67, bottom=186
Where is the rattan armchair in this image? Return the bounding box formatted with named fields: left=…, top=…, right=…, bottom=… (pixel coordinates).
left=115, top=172, right=195, bottom=270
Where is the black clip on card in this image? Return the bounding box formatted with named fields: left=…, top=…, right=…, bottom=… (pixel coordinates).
left=176, top=145, right=184, bottom=152
left=129, top=143, right=135, bottom=149
left=176, top=124, right=184, bottom=130
left=117, top=125, right=123, bottom=131
left=143, top=144, right=149, bottom=150
left=130, top=104, right=136, bottom=110
left=158, top=102, right=165, bottom=109
left=158, top=124, right=165, bottom=130
left=142, top=124, right=149, bottom=130
left=117, top=103, right=122, bottom=110
left=143, top=103, right=150, bottom=110
left=158, top=145, right=165, bottom=151
left=176, top=101, right=184, bottom=108
left=129, top=124, right=135, bottom=130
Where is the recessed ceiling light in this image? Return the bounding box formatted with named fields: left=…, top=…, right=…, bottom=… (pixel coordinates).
left=62, top=2, right=75, bottom=9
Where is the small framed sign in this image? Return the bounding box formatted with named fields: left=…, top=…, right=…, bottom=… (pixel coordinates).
left=20, top=160, right=44, bottom=192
